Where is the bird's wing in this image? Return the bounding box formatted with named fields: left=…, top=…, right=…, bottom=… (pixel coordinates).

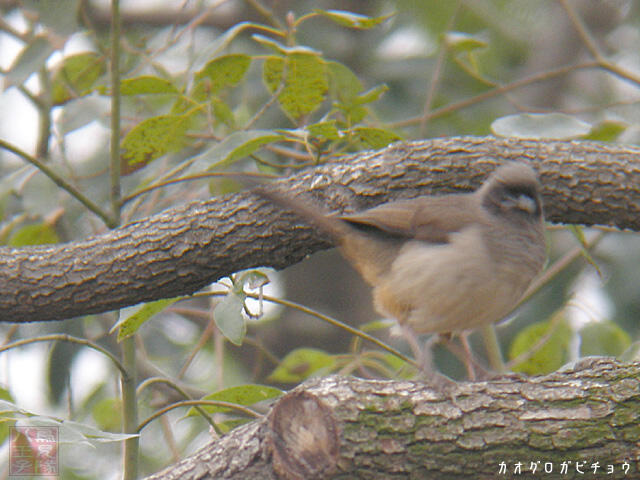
left=340, top=195, right=482, bottom=244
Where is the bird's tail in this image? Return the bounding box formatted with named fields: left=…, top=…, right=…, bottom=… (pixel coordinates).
left=253, top=185, right=350, bottom=242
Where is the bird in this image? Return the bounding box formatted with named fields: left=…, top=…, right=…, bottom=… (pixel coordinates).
left=256, top=162, right=546, bottom=382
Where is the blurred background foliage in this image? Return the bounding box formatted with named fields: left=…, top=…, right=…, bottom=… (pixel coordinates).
left=0, top=0, right=639, bottom=477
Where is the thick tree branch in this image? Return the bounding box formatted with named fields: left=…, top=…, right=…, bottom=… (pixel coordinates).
left=145, top=358, right=640, bottom=480
left=1, top=136, right=639, bottom=322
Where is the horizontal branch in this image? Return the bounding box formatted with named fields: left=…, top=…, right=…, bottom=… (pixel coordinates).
left=145, top=358, right=640, bottom=479
left=1, top=136, right=639, bottom=322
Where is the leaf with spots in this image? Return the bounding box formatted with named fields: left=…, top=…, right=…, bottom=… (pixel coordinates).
left=121, top=112, right=196, bottom=172
left=263, top=53, right=328, bottom=121
left=192, top=54, right=251, bottom=101
left=120, top=75, right=178, bottom=96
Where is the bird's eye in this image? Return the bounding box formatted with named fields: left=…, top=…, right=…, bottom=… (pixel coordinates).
left=500, top=188, right=538, bottom=215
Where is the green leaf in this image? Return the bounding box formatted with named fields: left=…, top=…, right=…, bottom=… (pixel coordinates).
left=350, top=126, right=402, bottom=149
left=263, top=53, right=329, bottom=120
left=210, top=22, right=282, bottom=56
left=113, top=297, right=179, bottom=341
left=5, top=36, right=55, bottom=88
left=193, top=54, right=251, bottom=101
left=51, top=52, right=106, bottom=104
left=252, top=34, right=319, bottom=55
left=380, top=353, right=417, bottom=379
left=0, top=387, right=13, bottom=402
left=580, top=322, right=631, bottom=357
left=327, top=61, right=363, bottom=103
left=187, top=130, right=283, bottom=172
left=268, top=348, right=336, bottom=383
left=0, top=400, right=137, bottom=445
left=306, top=120, right=341, bottom=141
left=211, top=99, right=236, bottom=127
left=328, top=63, right=383, bottom=124
left=584, top=121, right=627, bottom=142
left=355, top=84, right=389, bottom=105
left=491, top=113, right=592, bottom=140
left=59, top=418, right=138, bottom=443
left=188, top=385, right=282, bottom=416
left=444, top=31, right=488, bottom=53
left=0, top=387, right=14, bottom=445
left=315, top=9, right=393, bottom=29
left=121, top=113, right=195, bottom=168
left=360, top=318, right=396, bottom=333
left=120, top=75, right=178, bottom=96
left=92, top=397, right=121, bottom=432
left=214, top=290, right=247, bottom=346
left=8, top=223, right=59, bottom=247
left=509, top=312, right=572, bottom=375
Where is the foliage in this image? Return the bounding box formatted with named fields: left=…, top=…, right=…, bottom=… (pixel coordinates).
left=1, top=0, right=640, bottom=477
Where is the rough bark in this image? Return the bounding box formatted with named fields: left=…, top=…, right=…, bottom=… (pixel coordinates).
left=145, top=358, right=640, bottom=480
left=1, top=136, right=639, bottom=322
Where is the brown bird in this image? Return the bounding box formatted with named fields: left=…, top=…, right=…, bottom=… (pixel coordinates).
left=258, top=163, right=546, bottom=380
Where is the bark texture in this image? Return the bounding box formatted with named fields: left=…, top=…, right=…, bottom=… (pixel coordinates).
left=145, top=358, right=640, bottom=480
left=1, top=136, right=639, bottom=322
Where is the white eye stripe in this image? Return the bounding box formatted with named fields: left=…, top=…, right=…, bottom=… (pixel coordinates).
left=502, top=193, right=537, bottom=214
left=515, top=194, right=537, bottom=214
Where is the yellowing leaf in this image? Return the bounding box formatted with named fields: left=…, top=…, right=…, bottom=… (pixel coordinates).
left=585, top=121, right=627, bottom=142
left=193, top=54, right=251, bottom=100
left=8, top=223, right=59, bottom=247
left=120, top=75, right=178, bottom=96
left=263, top=53, right=328, bottom=120
left=350, top=126, right=401, bottom=149
left=327, top=61, right=363, bottom=103
left=306, top=120, right=340, bottom=140
left=186, top=130, right=283, bottom=173
left=121, top=113, right=195, bottom=169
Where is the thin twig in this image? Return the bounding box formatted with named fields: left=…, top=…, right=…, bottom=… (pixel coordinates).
left=0, top=139, right=116, bottom=227
left=0, top=334, right=127, bottom=377
left=392, top=61, right=600, bottom=128
left=137, top=399, right=261, bottom=434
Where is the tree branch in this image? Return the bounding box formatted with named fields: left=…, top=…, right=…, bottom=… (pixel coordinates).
left=144, top=357, right=640, bottom=479
left=1, top=136, right=639, bottom=322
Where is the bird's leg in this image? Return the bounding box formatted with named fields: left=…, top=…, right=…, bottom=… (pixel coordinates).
left=458, top=332, right=478, bottom=381
left=399, top=325, right=458, bottom=394
left=438, top=332, right=492, bottom=381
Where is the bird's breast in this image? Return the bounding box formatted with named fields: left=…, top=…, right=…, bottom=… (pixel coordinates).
left=372, top=225, right=543, bottom=334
